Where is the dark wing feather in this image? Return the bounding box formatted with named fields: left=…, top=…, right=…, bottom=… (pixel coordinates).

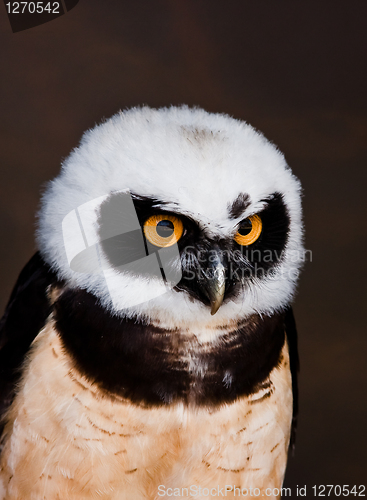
left=284, top=305, right=300, bottom=452
left=0, top=252, right=58, bottom=434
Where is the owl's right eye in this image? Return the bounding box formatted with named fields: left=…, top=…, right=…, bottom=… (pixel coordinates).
left=234, top=214, right=262, bottom=246
left=143, top=214, right=184, bottom=247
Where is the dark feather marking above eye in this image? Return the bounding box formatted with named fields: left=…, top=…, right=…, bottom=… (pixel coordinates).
left=228, top=193, right=251, bottom=219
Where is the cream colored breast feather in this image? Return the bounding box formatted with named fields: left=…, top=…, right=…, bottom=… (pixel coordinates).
left=0, top=317, right=292, bottom=500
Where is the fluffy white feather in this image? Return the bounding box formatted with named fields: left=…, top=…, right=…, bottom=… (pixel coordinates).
left=37, top=106, right=303, bottom=330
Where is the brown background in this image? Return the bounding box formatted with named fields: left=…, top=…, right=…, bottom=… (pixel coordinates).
left=1, top=0, right=366, bottom=494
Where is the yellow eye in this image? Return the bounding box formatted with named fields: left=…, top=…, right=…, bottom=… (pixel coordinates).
left=143, top=214, right=184, bottom=247
left=234, top=214, right=262, bottom=246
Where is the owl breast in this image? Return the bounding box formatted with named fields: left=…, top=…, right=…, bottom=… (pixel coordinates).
left=0, top=317, right=292, bottom=500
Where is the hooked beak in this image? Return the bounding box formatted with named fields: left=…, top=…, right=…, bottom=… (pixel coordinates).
left=198, top=248, right=227, bottom=315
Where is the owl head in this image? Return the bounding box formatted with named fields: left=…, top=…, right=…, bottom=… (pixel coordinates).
left=37, top=106, right=303, bottom=333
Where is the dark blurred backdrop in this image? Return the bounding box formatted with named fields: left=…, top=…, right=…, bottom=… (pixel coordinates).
left=1, top=0, right=366, bottom=495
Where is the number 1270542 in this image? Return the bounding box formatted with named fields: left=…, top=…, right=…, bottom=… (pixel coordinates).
left=5, top=2, right=61, bottom=14
left=312, top=485, right=365, bottom=497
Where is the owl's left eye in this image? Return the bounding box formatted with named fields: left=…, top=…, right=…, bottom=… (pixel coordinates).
left=234, top=214, right=262, bottom=246
left=143, top=214, right=184, bottom=247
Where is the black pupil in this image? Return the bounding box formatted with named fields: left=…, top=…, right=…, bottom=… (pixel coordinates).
left=238, top=219, right=252, bottom=236
left=156, top=220, right=174, bottom=238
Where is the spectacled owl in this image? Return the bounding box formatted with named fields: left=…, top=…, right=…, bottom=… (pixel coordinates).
left=0, top=106, right=303, bottom=499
